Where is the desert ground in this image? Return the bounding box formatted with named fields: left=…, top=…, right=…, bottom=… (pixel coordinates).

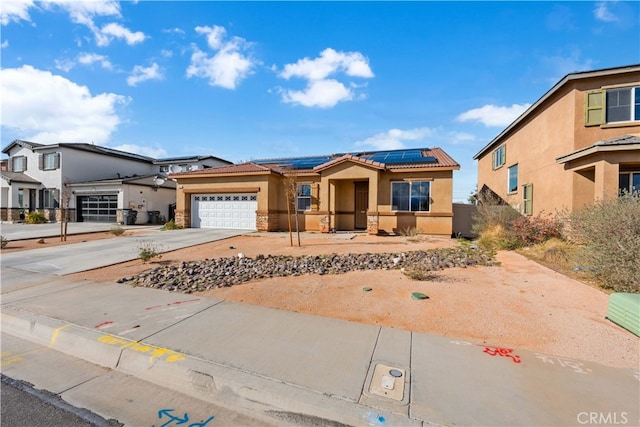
left=6, top=230, right=639, bottom=369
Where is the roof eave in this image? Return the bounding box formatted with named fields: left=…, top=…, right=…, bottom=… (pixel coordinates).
left=473, top=64, right=640, bottom=160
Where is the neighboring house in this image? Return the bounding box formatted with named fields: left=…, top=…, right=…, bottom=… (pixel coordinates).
left=473, top=64, right=640, bottom=216
left=170, top=147, right=460, bottom=235
left=0, top=140, right=231, bottom=223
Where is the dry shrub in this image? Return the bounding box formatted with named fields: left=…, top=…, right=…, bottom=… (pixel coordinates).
left=477, top=224, right=521, bottom=250
left=569, top=192, right=640, bottom=293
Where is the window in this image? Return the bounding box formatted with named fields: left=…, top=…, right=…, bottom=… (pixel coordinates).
left=585, top=86, right=640, bottom=125
left=492, top=145, right=506, bottom=169
left=619, top=172, right=640, bottom=194
left=391, top=181, right=431, bottom=212
left=18, top=189, right=24, bottom=207
left=296, top=184, right=311, bottom=211
left=159, top=165, right=169, bottom=172
left=41, top=188, right=59, bottom=209
left=39, top=152, right=60, bottom=170
left=179, top=164, right=189, bottom=171
left=10, top=156, right=27, bottom=172
left=508, top=164, right=518, bottom=193
left=522, top=183, right=533, bottom=215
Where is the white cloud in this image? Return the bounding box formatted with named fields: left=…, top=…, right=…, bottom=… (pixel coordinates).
left=1, top=40, right=9, bottom=48
left=186, top=26, right=255, bottom=89
left=161, top=49, right=173, bottom=58
left=109, top=143, right=168, bottom=159
left=280, top=79, right=352, bottom=109
left=594, top=1, right=618, bottom=22
left=277, top=48, right=374, bottom=108
left=1, top=0, right=35, bottom=26
left=98, top=22, right=145, bottom=46
left=539, top=50, right=596, bottom=83
left=456, top=104, right=531, bottom=127
left=195, top=25, right=226, bottom=50
left=54, top=58, right=75, bottom=72
left=0, top=65, right=128, bottom=144
left=78, top=52, right=112, bottom=69
left=448, top=131, right=476, bottom=145
left=127, top=63, right=163, bottom=86
left=355, top=127, right=434, bottom=150
left=280, top=48, right=374, bottom=80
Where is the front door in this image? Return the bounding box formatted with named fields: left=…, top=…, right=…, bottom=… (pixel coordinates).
left=354, top=182, right=369, bottom=229
left=28, top=189, right=37, bottom=212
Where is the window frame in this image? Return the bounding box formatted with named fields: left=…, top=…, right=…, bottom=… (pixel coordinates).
left=492, top=145, right=506, bottom=169
left=41, top=188, right=59, bottom=209
left=296, top=183, right=312, bottom=211
left=11, top=156, right=27, bottom=172
left=619, top=171, right=640, bottom=195
left=391, top=180, right=431, bottom=212
left=507, top=164, right=519, bottom=194
left=606, top=86, right=640, bottom=123
left=40, top=152, right=60, bottom=170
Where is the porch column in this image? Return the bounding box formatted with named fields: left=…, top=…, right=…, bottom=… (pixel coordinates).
left=594, top=160, right=619, bottom=200
left=367, top=173, right=380, bottom=235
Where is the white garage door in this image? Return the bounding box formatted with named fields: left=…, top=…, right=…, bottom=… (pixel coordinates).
left=192, top=193, right=257, bottom=230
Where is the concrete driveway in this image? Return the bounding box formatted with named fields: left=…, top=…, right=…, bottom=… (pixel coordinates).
left=1, top=227, right=249, bottom=277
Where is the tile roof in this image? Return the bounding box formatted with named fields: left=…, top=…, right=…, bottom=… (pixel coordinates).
left=556, top=134, right=640, bottom=164
left=169, top=162, right=282, bottom=177
left=172, top=147, right=459, bottom=178
left=0, top=171, right=41, bottom=184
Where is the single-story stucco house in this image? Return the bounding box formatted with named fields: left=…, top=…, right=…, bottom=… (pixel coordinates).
left=170, top=147, right=460, bottom=235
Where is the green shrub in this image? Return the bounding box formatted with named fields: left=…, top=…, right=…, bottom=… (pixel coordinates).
left=569, top=192, right=640, bottom=293
left=1, top=235, right=8, bottom=248
left=160, top=219, right=183, bottom=230
left=26, top=211, right=47, bottom=224
left=109, top=226, right=125, bottom=236
left=137, top=240, right=163, bottom=263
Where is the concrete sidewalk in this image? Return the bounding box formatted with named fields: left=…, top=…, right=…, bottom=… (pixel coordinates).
left=1, top=230, right=639, bottom=426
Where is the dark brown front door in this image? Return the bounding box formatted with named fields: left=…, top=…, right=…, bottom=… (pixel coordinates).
left=354, top=182, right=369, bottom=229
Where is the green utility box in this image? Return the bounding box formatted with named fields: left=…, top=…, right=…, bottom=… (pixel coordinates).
left=606, top=293, right=640, bottom=337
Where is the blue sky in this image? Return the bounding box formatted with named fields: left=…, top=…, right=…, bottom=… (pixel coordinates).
left=1, top=1, right=639, bottom=202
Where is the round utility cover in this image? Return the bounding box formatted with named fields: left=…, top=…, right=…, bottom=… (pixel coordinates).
left=411, top=292, right=429, bottom=300
left=389, top=369, right=403, bottom=378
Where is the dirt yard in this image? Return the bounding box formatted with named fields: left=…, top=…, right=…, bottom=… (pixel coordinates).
left=10, top=231, right=639, bottom=369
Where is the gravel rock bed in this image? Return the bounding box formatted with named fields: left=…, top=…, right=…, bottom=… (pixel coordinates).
left=118, top=246, right=497, bottom=294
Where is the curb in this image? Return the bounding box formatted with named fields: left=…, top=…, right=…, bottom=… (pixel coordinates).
left=1, top=307, right=422, bottom=426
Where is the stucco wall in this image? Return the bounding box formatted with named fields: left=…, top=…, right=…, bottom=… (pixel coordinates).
left=477, top=72, right=640, bottom=215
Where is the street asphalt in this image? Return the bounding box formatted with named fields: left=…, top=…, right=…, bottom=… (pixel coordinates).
left=1, top=222, right=639, bottom=426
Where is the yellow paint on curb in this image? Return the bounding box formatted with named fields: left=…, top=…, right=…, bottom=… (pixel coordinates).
left=50, top=324, right=71, bottom=346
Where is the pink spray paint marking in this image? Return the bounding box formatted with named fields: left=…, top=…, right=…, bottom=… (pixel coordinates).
left=145, top=299, right=200, bottom=311
left=481, top=345, right=522, bottom=364
left=94, top=321, right=114, bottom=329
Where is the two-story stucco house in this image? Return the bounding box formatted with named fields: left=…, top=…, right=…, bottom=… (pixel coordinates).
left=170, top=147, right=460, bottom=235
left=473, top=64, right=640, bottom=216
left=1, top=140, right=231, bottom=224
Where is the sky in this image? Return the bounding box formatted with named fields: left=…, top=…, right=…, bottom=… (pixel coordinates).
left=1, top=1, right=639, bottom=202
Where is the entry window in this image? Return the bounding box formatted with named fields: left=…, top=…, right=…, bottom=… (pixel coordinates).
left=297, top=184, right=311, bottom=211
left=508, top=164, right=519, bottom=193
left=391, top=181, right=431, bottom=212
left=619, top=172, right=640, bottom=195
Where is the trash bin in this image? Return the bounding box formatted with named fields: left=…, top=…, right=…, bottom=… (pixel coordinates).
left=147, top=210, right=161, bottom=224
left=123, top=209, right=137, bottom=225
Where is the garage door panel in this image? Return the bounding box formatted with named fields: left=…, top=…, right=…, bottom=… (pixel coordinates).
left=192, top=193, right=257, bottom=230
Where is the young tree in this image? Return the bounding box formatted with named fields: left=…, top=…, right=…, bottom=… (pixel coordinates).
left=60, top=179, right=72, bottom=241
left=282, top=170, right=301, bottom=247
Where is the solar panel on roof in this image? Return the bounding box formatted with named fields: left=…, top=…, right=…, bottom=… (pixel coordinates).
left=360, top=149, right=436, bottom=165
left=254, top=155, right=333, bottom=169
